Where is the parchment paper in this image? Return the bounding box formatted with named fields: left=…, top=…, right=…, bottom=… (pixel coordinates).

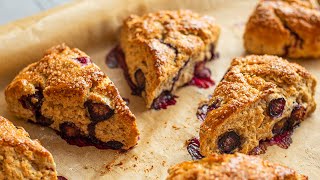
left=0, top=0, right=319, bottom=179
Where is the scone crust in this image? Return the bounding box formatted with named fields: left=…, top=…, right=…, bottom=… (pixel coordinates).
left=167, top=153, right=307, bottom=180
left=0, top=116, right=57, bottom=180
left=5, top=44, right=139, bottom=150
left=200, top=55, right=316, bottom=155
left=244, top=0, right=320, bottom=58
left=120, top=10, right=220, bottom=107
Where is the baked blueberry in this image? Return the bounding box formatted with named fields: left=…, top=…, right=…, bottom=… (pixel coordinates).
left=60, top=122, right=81, bottom=138
left=134, top=69, right=146, bottom=90
left=196, top=99, right=221, bottom=121
left=268, top=98, right=286, bottom=118
left=218, top=131, right=241, bottom=154
left=19, top=87, right=43, bottom=112
left=290, top=105, right=306, bottom=123
left=74, top=57, right=91, bottom=65
left=151, top=91, right=177, bottom=110
left=85, top=100, right=114, bottom=121
left=186, top=137, right=204, bottom=160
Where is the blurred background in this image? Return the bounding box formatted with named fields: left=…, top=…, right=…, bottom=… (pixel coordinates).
left=0, top=0, right=70, bottom=25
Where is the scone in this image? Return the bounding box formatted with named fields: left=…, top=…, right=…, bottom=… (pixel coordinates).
left=199, top=55, right=316, bottom=156
left=120, top=10, right=220, bottom=109
left=244, top=0, right=320, bottom=58
left=167, top=153, right=307, bottom=180
left=0, top=116, right=57, bottom=179
left=5, top=44, right=139, bottom=150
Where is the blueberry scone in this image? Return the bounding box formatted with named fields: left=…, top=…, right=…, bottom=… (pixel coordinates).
left=120, top=10, right=220, bottom=109
left=5, top=44, right=139, bottom=150
left=167, top=153, right=307, bottom=180
left=0, top=116, right=57, bottom=179
left=244, top=0, right=320, bottom=58
left=199, top=55, right=316, bottom=156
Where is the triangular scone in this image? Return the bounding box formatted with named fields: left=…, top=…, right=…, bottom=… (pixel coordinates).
left=167, top=153, right=307, bottom=180
left=200, top=55, right=316, bottom=156
left=5, top=44, right=139, bottom=150
left=244, top=0, right=320, bottom=58
left=0, top=116, right=57, bottom=179
left=120, top=10, right=220, bottom=109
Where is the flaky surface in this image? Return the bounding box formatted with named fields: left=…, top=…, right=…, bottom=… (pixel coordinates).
left=120, top=10, right=220, bottom=107
left=5, top=44, right=139, bottom=150
left=244, top=0, right=320, bottom=58
left=200, top=55, right=316, bottom=155
left=0, top=116, right=57, bottom=180
left=167, top=153, right=307, bottom=180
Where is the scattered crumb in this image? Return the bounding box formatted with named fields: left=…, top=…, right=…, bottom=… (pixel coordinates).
left=101, top=153, right=121, bottom=174
left=115, top=162, right=123, bottom=166
left=172, top=125, right=180, bottom=130
left=105, top=164, right=112, bottom=172
left=161, top=161, right=166, bottom=166
left=144, top=165, right=154, bottom=173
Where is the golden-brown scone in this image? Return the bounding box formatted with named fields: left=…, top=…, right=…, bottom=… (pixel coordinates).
left=167, top=153, right=307, bottom=180
left=200, top=55, right=316, bottom=155
left=120, top=10, right=220, bottom=109
left=244, top=0, right=320, bottom=58
left=0, top=116, right=57, bottom=179
left=5, top=44, right=139, bottom=150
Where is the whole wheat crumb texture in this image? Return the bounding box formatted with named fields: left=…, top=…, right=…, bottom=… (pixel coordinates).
left=167, top=153, right=307, bottom=180
left=200, top=55, right=316, bottom=156
left=244, top=0, right=320, bottom=58
left=0, top=116, right=57, bottom=180
left=120, top=10, right=220, bottom=108
left=5, top=44, right=139, bottom=150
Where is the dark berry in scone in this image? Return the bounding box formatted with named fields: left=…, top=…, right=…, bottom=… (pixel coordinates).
left=199, top=55, right=316, bottom=156
left=244, top=0, right=320, bottom=58
left=5, top=44, right=139, bottom=150
left=120, top=10, right=220, bottom=109
left=0, top=116, right=57, bottom=179
left=186, top=137, right=204, bottom=160
left=167, top=153, right=307, bottom=180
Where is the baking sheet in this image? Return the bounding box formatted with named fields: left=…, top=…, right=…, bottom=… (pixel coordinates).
left=0, top=0, right=319, bottom=179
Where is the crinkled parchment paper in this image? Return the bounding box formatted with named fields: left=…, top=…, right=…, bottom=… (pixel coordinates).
left=0, top=0, right=319, bottom=179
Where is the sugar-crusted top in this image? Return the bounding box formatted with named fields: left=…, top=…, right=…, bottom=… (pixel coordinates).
left=123, top=9, right=219, bottom=44
left=6, top=44, right=131, bottom=115
left=244, top=0, right=320, bottom=58
left=0, top=116, right=53, bottom=158
left=167, top=153, right=307, bottom=179
left=249, top=0, right=320, bottom=31
left=120, top=10, right=220, bottom=107
left=121, top=9, right=220, bottom=79
left=23, top=44, right=104, bottom=91
left=281, top=0, right=319, bottom=8
left=204, top=55, right=316, bottom=128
